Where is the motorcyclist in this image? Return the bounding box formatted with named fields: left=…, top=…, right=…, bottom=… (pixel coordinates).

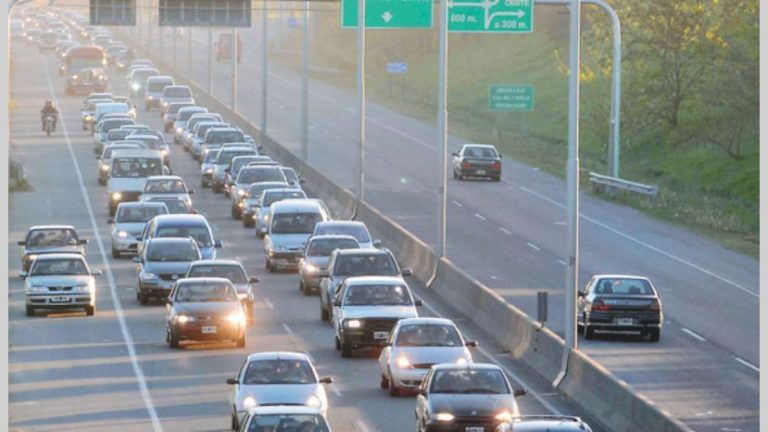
left=40, top=100, right=58, bottom=131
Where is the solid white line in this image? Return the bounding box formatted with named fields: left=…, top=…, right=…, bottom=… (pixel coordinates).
left=281, top=323, right=293, bottom=334
left=499, top=227, right=512, bottom=235
left=42, top=58, right=164, bottom=432
left=474, top=213, right=486, bottom=221
left=681, top=328, right=707, bottom=343
left=527, top=242, right=541, bottom=252
left=557, top=259, right=567, bottom=266
left=519, top=186, right=758, bottom=298
left=734, top=357, right=760, bottom=373
left=419, top=301, right=563, bottom=416
left=452, top=200, right=463, bottom=208
left=355, top=420, right=371, bottom=432
left=263, top=298, right=274, bottom=309
left=328, top=383, right=343, bottom=398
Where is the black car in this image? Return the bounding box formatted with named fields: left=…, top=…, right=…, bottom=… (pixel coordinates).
left=415, top=363, right=526, bottom=432
left=495, top=416, right=593, bottom=432
left=165, top=277, right=246, bottom=348
left=451, top=144, right=502, bottom=181
left=18, top=225, right=88, bottom=272
left=577, top=274, right=663, bottom=342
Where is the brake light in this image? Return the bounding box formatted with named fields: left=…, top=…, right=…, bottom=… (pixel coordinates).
left=491, top=162, right=501, bottom=169
left=591, top=301, right=610, bottom=311
left=461, top=162, right=472, bottom=169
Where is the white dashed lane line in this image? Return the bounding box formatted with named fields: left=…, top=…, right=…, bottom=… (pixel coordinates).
left=355, top=420, right=371, bottom=432
left=734, top=357, right=759, bottom=373
left=474, top=213, right=486, bottom=221
left=452, top=200, right=463, bottom=208
left=281, top=323, right=293, bottom=334
left=557, top=259, right=567, bottom=266
left=526, top=242, right=541, bottom=252
left=499, top=227, right=512, bottom=235
left=263, top=298, right=274, bottom=310
left=681, top=327, right=707, bottom=342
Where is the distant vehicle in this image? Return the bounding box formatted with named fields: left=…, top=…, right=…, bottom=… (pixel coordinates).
left=216, top=32, right=241, bottom=62
left=172, top=106, right=207, bottom=143
left=264, top=199, right=330, bottom=272
left=142, top=196, right=195, bottom=215
left=134, top=237, right=201, bottom=305
left=81, top=98, right=112, bottom=130
left=451, top=143, right=503, bottom=182
left=62, top=46, right=107, bottom=95
left=200, top=148, right=221, bottom=188
left=224, top=155, right=272, bottom=196
left=165, top=277, right=246, bottom=348
left=190, top=121, right=229, bottom=159
left=97, top=142, right=143, bottom=185
left=144, top=75, right=175, bottom=110
left=312, top=221, right=380, bottom=250
left=240, top=182, right=291, bottom=228
left=230, top=165, right=288, bottom=219
left=17, top=225, right=88, bottom=272
left=210, top=146, right=258, bottom=193
left=66, top=67, right=108, bottom=96
left=107, top=149, right=166, bottom=215
left=141, top=175, right=194, bottom=208
left=163, top=102, right=195, bottom=132
left=280, top=166, right=305, bottom=189
left=37, top=31, right=59, bottom=51
left=140, top=214, right=222, bottom=260
left=21, top=253, right=101, bottom=317
left=495, top=416, right=594, bottom=432
left=160, top=85, right=194, bottom=114
left=236, top=407, right=332, bottom=432
left=108, top=202, right=168, bottom=258
left=253, top=188, right=307, bottom=235
left=578, top=275, right=663, bottom=342
left=298, top=235, right=359, bottom=295
left=185, top=260, right=259, bottom=324
left=226, top=352, right=332, bottom=430
left=128, top=67, right=159, bottom=96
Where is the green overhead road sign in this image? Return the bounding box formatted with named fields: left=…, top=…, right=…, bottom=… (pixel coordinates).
left=342, top=0, right=433, bottom=29
left=489, top=85, right=534, bottom=111
left=448, top=0, right=533, bottom=33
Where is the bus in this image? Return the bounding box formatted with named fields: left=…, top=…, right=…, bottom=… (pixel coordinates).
left=62, top=45, right=107, bottom=94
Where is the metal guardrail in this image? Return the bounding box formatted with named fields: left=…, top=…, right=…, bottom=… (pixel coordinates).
left=589, top=172, right=659, bottom=202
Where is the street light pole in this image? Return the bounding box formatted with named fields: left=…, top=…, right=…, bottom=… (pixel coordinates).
left=300, top=0, right=310, bottom=163
left=435, top=0, right=448, bottom=259
left=231, top=27, right=237, bottom=110
left=187, top=27, right=192, bottom=81
left=355, top=0, right=366, bottom=204
left=260, top=0, right=269, bottom=143
left=207, top=27, right=213, bottom=95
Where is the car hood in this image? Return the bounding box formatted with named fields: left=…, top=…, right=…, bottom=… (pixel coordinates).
left=173, top=301, right=240, bottom=316
left=391, top=346, right=470, bottom=366
left=269, top=234, right=311, bottom=250
left=143, top=261, right=193, bottom=274
left=114, top=222, right=147, bottom=236
left=24, top=245, right=84, bottom=255
left=340, top=306, right=418, bottom=320
left=27, top=274, right=93, bottom=286
left=109, top=178, right=149, bottom=193
left=305, top=256, right=330, bottom=268
left=239, top=384, right=320, bottom=407
left=428, top=394, right=518, bottom=417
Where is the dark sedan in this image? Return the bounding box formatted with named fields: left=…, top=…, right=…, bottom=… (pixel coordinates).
left=165, top=277, right=247, bottom=348
left=577, top=274, right=663, bottom=342
left=415, top=363, right=526, bottom=432
left=451, top=144, right=502, bottom=181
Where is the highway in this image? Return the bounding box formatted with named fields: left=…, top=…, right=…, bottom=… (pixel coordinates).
left=118, top=10, right=761, bottom=431
left=8, top=34, right=593, bottom=432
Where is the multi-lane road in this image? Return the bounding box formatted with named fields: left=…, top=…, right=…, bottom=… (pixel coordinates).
left=8, top=32, right=596, bottom=431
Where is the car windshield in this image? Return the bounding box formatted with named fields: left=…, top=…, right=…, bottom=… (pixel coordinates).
left=196, top=124, right=223, bottom=138
left=145, top=179, right=187, bottom=194
left=281, top=168, right=299, bottom=184
left=238, top=167, right=286, bottom=184
left=270, top=212, right=323, bottom=235
left=464, top=146, right=498, bottom=158
left=594, top=278, right=654, bottom=295
left=396, top=324, right=463, bottom=347
left=178, top=109, right=205, bottom=121
left=117, top=205, right=166, bottom=222
left=307, top=238, right=359, bottom=257
left=128, top=137, right=162, bottom=150
left=164, top=87, right=191, bottom=98
left=106, top=129, right=132, bottom=141
left=343, top=284, right=412, bottom=306
left=167, top=103, right=191, bottom=114
left=26, top=228, right=79, bottom=247
left=246, top=414, right=330, bottom=432
left=314, top=225, right=370, bottom=243
left=148, top=199, right=190, bottom=214
left=103, top=119, right=133, bottom=132
left=334, top=255, right=398, bottom=276
left=156, top=226, right=212, bottom=247
left=31, top=258, right=88, bottom=276
left=263, top=190, right=307, bottom=207
left=430, top=369, right=509, bottom=394
left=111, top=157, right=163, bottom=178
left=249, top=183, right=289, bottom=198
left=147, top=80, right=172, bottom=91
left=174, top=282, right=237, bottom=302
left=204, top=150, right=221, bottom=163
left=217, top=150, right=254, bottom=165
left=242, top=359, right=316, bottom=385
left=207, top=130, right=244, bottom=144
left=187, top=265, right=247, bottom=284
left=146, top=242, right=199, bottom=261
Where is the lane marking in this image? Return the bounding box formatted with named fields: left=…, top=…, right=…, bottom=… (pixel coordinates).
left=553, top=221, right=566, bottom=226
left=328, top=383, right=343, bottom=398
left=42, top=58, right=164, bottom=432
left=281, top=323, right=293, bottom=334
left=681, top=328, right=706, bottom=343
left=519, top=186, right=758, bottom=298
left=263, top=298, right=274, bottom=309
left=499, top=227, right=512, bottom=235
left=526, top=242, right=541, bottom=252
left=451, top=200, right=463, bottom=208
left=734, top=357, right=759, bottom=373
left=355, top=420, right=371, bottom=432
left=474, top=213, right=486, bottom=221
left=557, top=259, right=567, bottom=266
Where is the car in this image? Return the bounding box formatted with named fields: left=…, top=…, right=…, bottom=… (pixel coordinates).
left=378, top=318, right=476, bottom=396
left=298, top=235, right=359, bottom=295
left=318, top=248, right=413, bottom=322
left=264, top=199, right=330, bottom=272
left=451, top=144, right=503, bottom=181
left=223, top=155, right=273, bottom=196
left=128, top=67, right=159, bottom=96
left=134, top=237, right=201, bottom=305
left=415, top=363, right=526, bottom=432
left=37, top=30, right=59, bottom=50
left=159, top=85, right=194, bottom=114
left=199, top=127, right=251, bottom=161
left=165, top=277, right=246, bottom=348
left=125, top=134, right=169, bottom=166
left=140, top=214, right=222, bottom=260
left=230, top=165, right=288, bottom=219
left=577, top=275, right=663, bottom=342
left=108, top=149, right=166, bottom=215
left=240, top=182, right=291, bottom=228
left=96, top=142, right=144, bottom=185
left=119, top=123, right=152, bottom=134
left=312, top=221, right=380, bottom=250
left=254, top=188, right=307, bottom=237
left=211, top=146, right=259, bottom=193
left=80, top=98, right=111, bottom=130
left=108, top=202, right=169, bottom=258
left=332, top=276, right=422, bottom=358
left=280, top=166, right=305, bottom=189
left=163, top=101, right=195, bottom=132
left=93, top=118, right=135, bottom=154
left=237, top=406, right=332, bottom=432
left=141, top=175, right=194, bottom=209
left=101, top=127, right=142, bottom=150
left=185, top=260, right=259, bottom=324
left=183, top=113, right=223, bottom=151
left=190, top=121, right=229, bottom=159
left=21, top=253, right=101, bottom=317
left=172, top=106, right=207, bottom=144
left=144, top=75, right=174, bottom=110
left=142, top=196, right=195, bottom=215
left=495, top=416, right=594, bottom=432
left=18, top=225, right=88, bottom=272
left=226, top=351, right=333, bottom=430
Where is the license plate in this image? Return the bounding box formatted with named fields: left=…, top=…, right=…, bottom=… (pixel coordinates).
left=617, top=318, right=634, bottom=326
left=466, top=427, right=485, bottom=432
left=50, top=296, right=72, bottom=303
left=373, top=331, right=389, bottom=340
left=476, top=170, right=486, bottom=175
left=201, top=326, right=217, bottom=334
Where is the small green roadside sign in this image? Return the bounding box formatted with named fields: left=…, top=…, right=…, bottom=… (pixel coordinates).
left=341, top=0, right=433, bottom=29
left=489, top=85, right=534, bottom=111
left=448, top=0, right=533, bottom=33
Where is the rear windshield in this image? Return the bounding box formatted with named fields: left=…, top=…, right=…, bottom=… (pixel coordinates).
left=263, top=190, right=306, bottom=207
left=145, top=179, right=187, bottom=194
left=164, top=87, right=191, bottom=98
left=187, top=265, right=247, bottom=284
left=206, top=130, right=244, bottom=144
left=196, top=123, right=224, bottom=137
left=270, top=212, right=323, bottom=235
left=593, top=278, right=654, bottom=295
left=463, top=146, right=498, bottom=158
left=156, top=226, right=212, bottom=248
left=117, top=205, right=167, bottom=222
left=106, top=129, right=132, bottom=140
left=177, top=109, right=205, bottom=121
left=146, top=242, right=199, bottom=262
left=238, top=167, right=286, bottom=184
left=147, top=198, right=190, bottom=214
left=307, top=238, right=359, bottom=256
left=249, top=183, right=289, bottom=199
left=103, top=119, right=134, bottom=132
left=334, top=254, right=398, bottom=276
left=314, top=225, right=370, bottom=243
left=147, top=80, right=173, bottom=91
left=217, top=150, right=255, bottom=165
left=111, top=157, right=163, bottom=178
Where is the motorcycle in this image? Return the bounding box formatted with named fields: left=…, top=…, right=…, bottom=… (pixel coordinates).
left=43, top=114, right=56, bottom=137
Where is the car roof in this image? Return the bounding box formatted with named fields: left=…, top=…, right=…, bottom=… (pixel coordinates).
left=247, top=406, right=323, bottom=416
left=189, top=259, right=244, bottom=268
left=116, top=201, right=167, bottom=210
left=176, top=277, right=233, bottom=286
left=164, top=85, right=190, bottom=90
left=502, top=416, right=591, bottom=431
left=592, top=274, right=652, bottom=281
left=270, top=199, right=323, bottom=212
left=127, top=134, right=160, bottom=141
left=28, top=225, right=77, bottom=231
left=343, top=276, right=407, bottom=286
left=146, top=175, right=184, bottom=182
left=219, top=146, right=254, bottom=153
left=153, top=214, right=209, bottom=226
left=111, top=149, right=162, bottom=158
left=431, top=362, right=501, bottom=371
left=147, top=75, right=173, bottom=81
left=32, top=253, right=86, bottom=261
left=309, top=234, right=358, bottom=243
left=265, top=187, right=303, bottom=195
left=146, top=237, right=197, bottom=245
left=463, top=143, right=497, bottom=149
left=334, top=248, right=390, bottom=256
left=246, top=351, right=312, bottom=362
left=397, top=317, right=455, bottom=326
left=315, top=221, right=366, bottom=229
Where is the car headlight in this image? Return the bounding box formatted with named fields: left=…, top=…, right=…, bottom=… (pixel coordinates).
left=174, top=314, right=194, bottom=324
left=304, top=263, right=318, bottom=273
left=162, top=102, right=168, bottom=107
left=396, top=356, right=412, bottom=369
left=26, top=254, right=38, bottom=262
left=101, top=164, right=110, bottom=171
left=74, top=283, right=90, bottom=292
left=111, top=192, right=122, bottom=201
left=305, top=395, right=321, bottom=409
left=273, top=245, right=287, bottom=251
left=433, top=413, right=455, bottom=422
left=242, top=396, right=257, bottom=410
left=117, top=230, right=129, bottom=238
left=71, top=74, right=79, bottom=80
left=147, top=95, right=154, bottom=100
left=205, top=168, right=214, bottom=174
left=84, top=115, right=93, bottom=121
left=160, top=149, right=168, bottom=156
left=238, top=201, right=244, bottom=208
left=131, top=83, right=140, bottom=90
left=27, top=284, right=46, bottom=293
left=495, top=411, right=514, bottom=423
left=226, top=312, right=246, bottom=326
left=456, top=357, right=468, bottom=366
left=344, top=319, right=362, bottom=329
left=237, top=189, right=247, bottom=197
left=176, top=127, right=183, bottom=133
left=142, top=272, right=157, bottom=280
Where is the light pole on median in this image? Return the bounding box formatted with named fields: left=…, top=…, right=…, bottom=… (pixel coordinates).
left=435, top=0, right=448, bottom=259
left=260, top=0, right=269, bottom=144
left=207, top=27, right=213, bottom=95
left=355, top=0, right=366, bottom=205
left=231, top=27, right=237, bottom=111
left=187, top=27, right=192, bottom=81
left=172, top=27, right=177, bottom=70
left=300, top=0, right=310, bottom=162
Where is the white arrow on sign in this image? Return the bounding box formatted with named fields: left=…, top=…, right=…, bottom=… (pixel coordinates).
left=382, top=11, right=394, bottom=23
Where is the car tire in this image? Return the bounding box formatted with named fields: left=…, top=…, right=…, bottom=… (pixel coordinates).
left=299, top=280, right=305, bottom=293
left=236, top=334, right=246, bottom=348
left=584, top=324, right=596, bottom=340
left=341, top=342, right=352, bottom=358
left=25, top=306, right=34, bottom=317
left=169, top=329, right=180, bottom=348
left=243, top=218, right=254, bottom=228
left=493, top=176, right=501, bottom=182
left=139, top=291, right=149, bottom=305
left=647, top=328, right=661, bottom=342
left=98, top=177, right=106, bottom=186
left=380, top=374, right=389, bottom=389
left=335, top=336, right=341, bottom=351
left=85, top=305, right=95, bottom=316
left=201, top=178, right=208, bottom=188
left=231, top=206, right=242, bottom=220
left=212, top=183, right=221, bottom=193
left=111, top=248, right=120, bottom=259
left=231, top=412, right=239, bottom=431
left=320, top=304, right=329, bottom=322
left=452, top=169, right=458, bottom=179
left=389, top=381, right=400, bottom=397
left=268, top=261, right=276, bottom=273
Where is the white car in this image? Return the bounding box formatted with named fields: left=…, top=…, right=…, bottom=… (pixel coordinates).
left=312, top=221, right=381, bottom=250
left=237, top=406, right=332, bottom=432
left=226, top=351, right=333, bottom=430
left=140, top=175, right=194, bottom=209
left=332, top=276, right=422, bottom=358
left=21, top=253, right=102, bottom=317
left=108, top=201, right=168, bottom=258
left=378, top=317, right=475, bottom=396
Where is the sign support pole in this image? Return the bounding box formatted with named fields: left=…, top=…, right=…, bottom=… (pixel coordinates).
left=301, top=0, right=310, bottom=162
left=187, top=27, right=192, bottom=81
left=260, top=0, right=269, bottom=143
left=231, top=27, right=237, bottom=110
left=207, top=27, right=212, bottom=95
left=436, top=0, right=448, bottom=259
left=355, top=0, right=366, bottom=204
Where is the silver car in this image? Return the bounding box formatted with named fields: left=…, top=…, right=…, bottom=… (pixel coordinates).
left=144, top=75, right=174, bottom=110
left=378, top=317, right=475, bottom=396
left=159, top=85, right=194, bottom=114
left=173, top=106, right=207, bottom=144
left=22, top=253, right=102, bottom=317
left=237, top=406, right=332, bottom=432
left=141, top=175, right=194, bottom=209
left=240, top=182, right=291, bottom=228
left=210, top=146, right=258, bottom=193
left=184, top=260, right=260, bottom=324
left=134, top=237, right=201, bottom=305
left=230, top=165, right=288, bottom=220
left=264, top=200, right=329, bottom=271
left=18, top=225, right=88, bottom=272
left=312, top=221, right=380, bottom=250
left=298, top=235, right=359, bottom=295
left=108, top=201, right=168, bottom=258
left=226, top=351, right=333, bottom=430
left=200, top=148, right=221, bottom=188
left=254, top=188, right=307, bottom=236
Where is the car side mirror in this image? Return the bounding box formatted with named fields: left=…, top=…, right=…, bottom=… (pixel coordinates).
left=498, top=154, right=503, bottom=159
left=166, top=298, right=173, bottom=305
left=451, top=152, right=459, bottom=157
left=226, top=378, right=238, bottom=385
left=91, top=270, right=103, bottom=276
left=80, top=239, right=89, bottom=245
left=333, top=300, right=341, bottom=307
left=132, top=256, right=142, bottom=263
left=17, top=240, right=25, bottom=246
left=299, top=178, right=306, bottom=184
left=577, top=291, right=584, bottom=298
left=319, top=377, right=333, bottom=384
left=414, top=299, right=423, bottom=307
left=465, top=341, right=478, bottom=348
left=401, top=268, right=413, bottom=277
left=107, top=217, right=115, bottom=224
left=257, top=145, right=264, bottom=151
left=214, top=240, right=223, bottom=248
left=188, top=189, right=195, bottom=194
left=514, top=388, right=528, bottom=397
left=19, top=271, right=27, bottom=279
left=372, top=239, right=382, bottom=248
left=248, top=277, right=260, bottom=284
